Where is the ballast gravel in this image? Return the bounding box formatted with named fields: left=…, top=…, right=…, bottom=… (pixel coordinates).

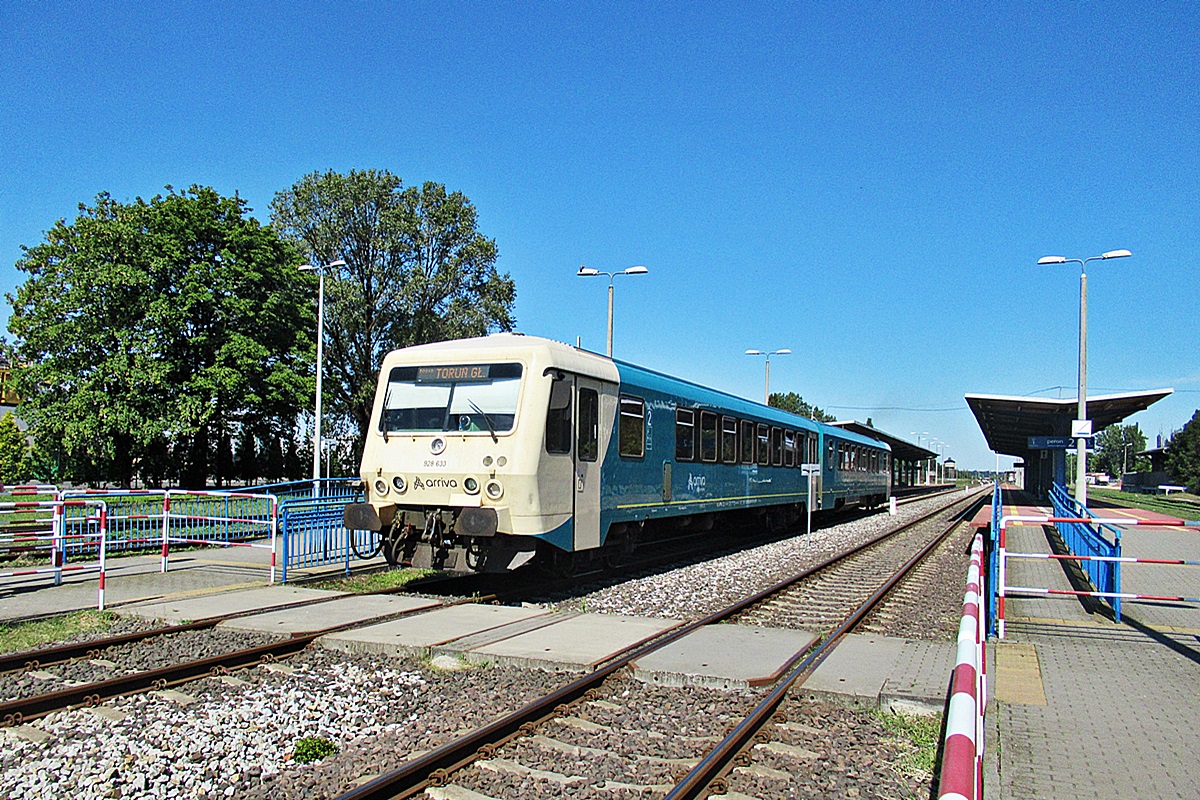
left=1, top=647, right=564, bottom=800
left=553, top=491, right=979, bottom=623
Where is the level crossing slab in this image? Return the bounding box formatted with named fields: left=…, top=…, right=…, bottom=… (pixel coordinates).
left=630, top=623, right=817, bottom=690
left=320, top=604, right=560, bottom=657
left=121, top=585, right=344, bottom=624
left=214, top=593, right=440, bottom=634
left=801, top=633, right=954, bottom=714
left=447, top=612, right=682, bottom=672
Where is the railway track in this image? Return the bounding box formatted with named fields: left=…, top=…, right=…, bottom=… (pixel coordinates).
left=330, top=491, right=983, bottom=800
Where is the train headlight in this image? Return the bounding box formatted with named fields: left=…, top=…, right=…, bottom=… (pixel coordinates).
left=485, top=480, right=504, bottom=500
left=374, top=479, right=390, bottom=497
left=392, top=476, right=407, bottom=493
left=463, top=477, right=479, bottom=494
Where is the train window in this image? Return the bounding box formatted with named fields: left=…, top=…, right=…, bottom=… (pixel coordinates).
left=700, top=412, right=718, bottom=463
left=618, top=395, right=645, bottom=459
left=784, top=431, right=796, bottom=468
left=809, top=434, right=819, bottom=466
left=883, top=452, right=890, bottom=472
left=676, top=409, right=696, bottom=462
left=381, top=363, right=523, bottom=433
left=545, top=378, right=572, bottom=455
left=740, top=420, right=755, bottom=464
left=827, top=439, right=835, bottom=469
left=871, top=451, right=878, bottom=472
left=771, top=427, right=783, bottom=466
left=578, top=388, right=599, bottom=462
left=721, top=417, right=738, bottom=464
left=757, top=424, right=770, bottom=466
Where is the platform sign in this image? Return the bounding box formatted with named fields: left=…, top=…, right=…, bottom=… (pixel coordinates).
left=1071, top=419, right=1093, bottom=438
left=1029, top=436, right=1093, bottom=449
left=801, top=463, right=820, bottom=476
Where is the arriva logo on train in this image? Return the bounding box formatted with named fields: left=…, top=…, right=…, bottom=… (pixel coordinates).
left=412, top=477, right=459, bottom=490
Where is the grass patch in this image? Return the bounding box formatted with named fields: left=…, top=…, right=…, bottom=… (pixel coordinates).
left=310, top=567, right=435, bottom=594
left=875, top=709, right=942, bottom=784
left=292, top=735, right=338, bottom=763
left=0, top=610, right=121, bottom=655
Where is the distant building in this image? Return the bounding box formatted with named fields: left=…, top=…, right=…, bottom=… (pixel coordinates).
left=943, top=458, right=956, bottom=481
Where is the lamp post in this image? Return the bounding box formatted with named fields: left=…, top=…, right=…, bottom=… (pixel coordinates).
left=745, top=349, right=791, bottom=405
left=911, top=431, right=929, bottom=483
left=299, top=259, right=346, bottom=497
left=1037, top=249, right=1131, bottom=507
left=577, top=265, right=648, bottom=357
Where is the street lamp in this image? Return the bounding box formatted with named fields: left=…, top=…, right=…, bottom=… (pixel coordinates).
left=745, top=349, right=791, bottom=405
left=576, top=265, right=648, bottom=357
left=1037, top=249, right=1131, bottom=507
left=298, top=258, right=346, bottom=497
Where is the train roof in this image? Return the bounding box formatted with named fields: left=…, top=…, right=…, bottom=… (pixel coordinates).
left=377, top=334, right=888, bottom=451
left=376, top=333, right=620, bottom=383
left=611, top=358, right=890, bottom=450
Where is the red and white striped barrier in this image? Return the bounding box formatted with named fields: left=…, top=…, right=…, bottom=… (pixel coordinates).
left=938, top=532, right=986, bottom=800
left=0, top=500, right=109, bottom=609
left=998, top=514, right=1200, bottom=637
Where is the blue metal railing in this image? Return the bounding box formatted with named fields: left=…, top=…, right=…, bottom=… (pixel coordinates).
left=987, top=480, right=1001, bottom=637
left=258, top=478, right=382, bottom=581
left=1048, top=482, right=1123, bottom=621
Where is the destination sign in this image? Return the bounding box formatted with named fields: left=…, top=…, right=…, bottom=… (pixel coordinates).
left=417, top=365, right=491, bottom=383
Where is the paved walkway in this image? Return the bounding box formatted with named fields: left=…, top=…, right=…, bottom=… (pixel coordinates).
left=985, top=492, right=1200, bottom=800
left=0, top=542, right=369, bottom=623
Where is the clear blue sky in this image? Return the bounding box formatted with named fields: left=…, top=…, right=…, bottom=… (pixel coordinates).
left=2, top=2, right=1197, bottom=470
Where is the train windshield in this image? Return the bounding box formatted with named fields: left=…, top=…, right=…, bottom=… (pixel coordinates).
left=379, top=363, right=523, bottom=433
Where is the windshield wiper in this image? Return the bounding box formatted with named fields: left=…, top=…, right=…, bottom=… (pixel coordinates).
left=468, top=400, right=499, bottom=443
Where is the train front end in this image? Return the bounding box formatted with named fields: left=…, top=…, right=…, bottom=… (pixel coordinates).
left=344, top=334, right=600, bottom=573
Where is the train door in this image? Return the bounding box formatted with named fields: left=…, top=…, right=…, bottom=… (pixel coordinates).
left=574, top=377, right=604, bottom=551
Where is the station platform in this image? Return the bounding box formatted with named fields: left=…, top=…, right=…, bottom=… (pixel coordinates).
left=985, top=492, right=1200, bottom=800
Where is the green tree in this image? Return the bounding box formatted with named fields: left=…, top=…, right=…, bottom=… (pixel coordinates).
left=0, top=414, right=31, bottom=485
left=1165, top=410, right=1200, bottom=493
left=7, top=187, right=313, bottom=487
left=1093, top=423, right=1147, bottom=480
left=769, top=391, right=836, bottom=422
left=270, top=170, right=516, bottom=447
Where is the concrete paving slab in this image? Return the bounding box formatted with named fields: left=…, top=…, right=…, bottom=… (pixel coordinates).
left=121, top=585, right=345, bottom=623
left=321, top=604, right=558, bottom=657
left=217, top=594, right=440, bottom=635
left=801, top=633, right=905, bottom=709
left=880, top=639, right=955, bottom=714
left=631, top=623, right=816, bottom=690
left=458, top=612, right=682, bottom=672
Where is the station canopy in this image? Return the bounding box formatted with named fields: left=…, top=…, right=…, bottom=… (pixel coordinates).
left=829, top=421, right=935, bottom=462
left=964, top=389, right=1174, bottom=457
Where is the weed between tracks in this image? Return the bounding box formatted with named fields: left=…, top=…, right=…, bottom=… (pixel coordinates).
left=0, top=609, right=120, bottom=654
left=309, top=567, right=434, bottom=593
left=874, top=709, right=942, bottom=784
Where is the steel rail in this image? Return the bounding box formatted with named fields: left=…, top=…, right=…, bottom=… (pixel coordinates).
left=665, top=502, right=976, bottom=798
left=333, top=491, right=984, bottom=800
left=0, top=634, right=318, bottom=726
left=0, top=589, right=502, bottom=726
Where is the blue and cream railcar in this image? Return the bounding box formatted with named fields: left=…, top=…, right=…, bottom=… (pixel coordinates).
left=347, top=334, right=890, bottom=573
